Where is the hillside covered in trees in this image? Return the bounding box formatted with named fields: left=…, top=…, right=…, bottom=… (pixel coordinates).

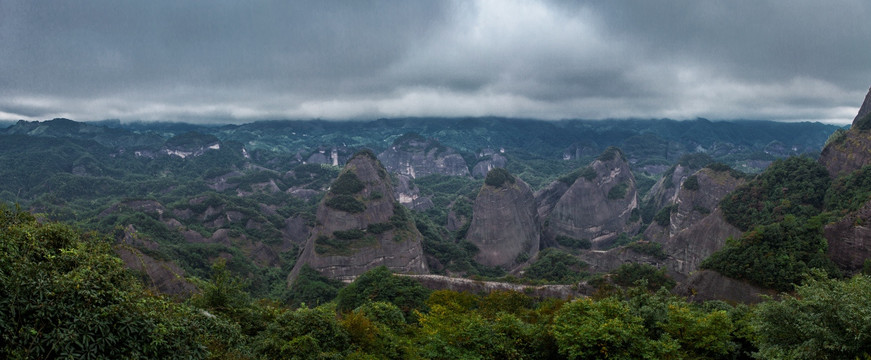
left=2, top=205, right=870, bottom=359
left=4, top=112, right=871, bottom=358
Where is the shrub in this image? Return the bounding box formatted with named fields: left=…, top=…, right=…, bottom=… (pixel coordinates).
left=682, top=175, right=699, bottom=191
left=366, top=222, right=394, bottom=234
left=524, top=248, right=587, bottom=283
left=627, top=241, right=667, bottom=260
left=654, top=205, right=676, bottom=227
left=333, top=229, right=365, bottom=240
left=607, top=182, right=630, bottom=200
left=555, top=235, right=592, bottom=250
left=558, top=166, right=597, bottom=185
left=484, top=168, right=515, bottom=188
left=612, top=263, right=675, bottom=291
left=330, top=171, right=364, bottom=195
left=597, top=146, right=623, bottom=162
left=325, top=195, right=365, bottom=213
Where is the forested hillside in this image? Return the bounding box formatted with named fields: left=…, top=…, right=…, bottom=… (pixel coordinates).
left=3, top=205, right=870, bottom=359
left=4, top=115, right=871, bottom=358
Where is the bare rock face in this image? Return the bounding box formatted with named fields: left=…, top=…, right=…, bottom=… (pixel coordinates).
left=472, top=149, right=508, bottom=178
left=465, top=170, right=540, bottom=269
left=662, top=209, right=744, bottom=282
left=820, top=87, right=871, bottom=177
left=673, top=270, right=771, bottom=304
left=824, top=200, right=871, bottom=274
left=115, top=245, right=197, bottom=297
left=289, top=151, right=428, bottom=283
left=534, top=180, right=570, bottom=225
left=378, top=134, right=470, bottom=178
left=544, top=148, right=641, bottom=249
left=394, top=174, right=434, bottom=211
left=641, top=167, right=745, bottom=282
left=644, top=167, right=745, bottom=245
left=643, top=164, right=693, bottom=215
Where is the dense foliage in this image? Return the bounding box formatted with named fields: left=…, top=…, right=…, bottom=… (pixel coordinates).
left=0, top=205, right=245, bottom=359
left=701, top=215, right=840, bottom=291
left=5, top=206, right=871, bottom=359
left=607, top=182, right=630, bottom=199
left=612, top=263, right=676, bottom=291
left=825, top=164, right=871, bottom=214
left=524, top=248, right=588, bottom=283
left=753, top=272, right=871, bottom=359
left=329, top=171, right=364, bottom=195
left=484, top=167, right=516, bottom=188
left=720, top=156, right=830, bottom=231
left=682, top=174, right=700, bottom=190
left=0, top=117, right=860, bottom=358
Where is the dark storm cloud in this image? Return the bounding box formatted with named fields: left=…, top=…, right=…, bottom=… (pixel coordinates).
left=0, top=0, right=869, bottom=123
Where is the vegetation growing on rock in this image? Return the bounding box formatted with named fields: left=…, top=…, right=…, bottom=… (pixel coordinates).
left=484, top=167, right=516, bottom=188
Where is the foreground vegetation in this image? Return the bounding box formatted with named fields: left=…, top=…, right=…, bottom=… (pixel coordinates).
left=2, top=205, right=869, bottom=359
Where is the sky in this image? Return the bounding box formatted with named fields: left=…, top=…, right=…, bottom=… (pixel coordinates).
left=1, top=1, right=870, bottom=125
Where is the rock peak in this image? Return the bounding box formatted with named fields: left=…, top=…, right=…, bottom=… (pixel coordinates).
left=853, top=86, right=871, bottom=127
left=288, top=152, right=428, bottom=283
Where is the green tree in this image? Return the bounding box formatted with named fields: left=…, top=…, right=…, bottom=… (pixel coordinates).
left=254, top=303, right=350, bottom=359
left=287, top=265, right=343, bottom=307
left=0, top=205, right=245, bottom=359
left=552, top=297, right=677, bottom=359
left=336, top=266, right=431, bottom=318
left=753, top=272, right=871, bottom=359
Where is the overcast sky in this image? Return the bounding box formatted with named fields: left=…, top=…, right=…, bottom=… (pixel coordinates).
left=1, top=1, right=869, bottom=124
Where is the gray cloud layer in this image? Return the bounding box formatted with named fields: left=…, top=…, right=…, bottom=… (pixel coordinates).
left=1, top=0, right=869, bottom=123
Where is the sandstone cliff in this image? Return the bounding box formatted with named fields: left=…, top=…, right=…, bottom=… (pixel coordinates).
left=471, top=149, right=508, bottom=178
left=824, top=200, right=871, bottom=274
left=378, top=133, right=470, bottom=178
left=819, top=87, right=871, bottom=177
left=393, top=174, right=435, bottom=211
left=289, top=151, right=428, bottom=283
left=661, top=209, right=744, bottom=282
left=644, top=167, right=745, bottom=246
left=465, top=169, right=540, bottom=269
left=640, top=167, right=745, bottom=281
left=816, top=86, right=871, bottom=274
left=642, top=164, right=694, bottom=217
left=543, top=148, right=641, bottom=249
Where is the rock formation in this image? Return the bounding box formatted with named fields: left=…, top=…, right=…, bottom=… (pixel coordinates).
left=661, top=209, right=743, bottom=282
left=642, top=166, right=745, bottom=281
left=642, top=164, right=695, bottom=218
left=377, top=133, right=470, bottom=178
left=824, top=200, right=871, bottom=274
left=471, top=149, right=507, bottom=178
left=465, top=169, right=540, bottom=269
left=819, top=86, right=871, bottom=177
left=817, top=86, right=871, bottom=274
left=543, top=147, right=641, bottom=249
left=393, top=174, right=434, bottom=211
left=289, top=151, right=428, bottom=283
left=644, top=167, right=745, bottom=245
